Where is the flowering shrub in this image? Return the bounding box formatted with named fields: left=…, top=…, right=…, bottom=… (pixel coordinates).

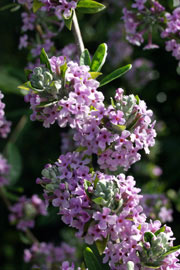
left=0, top=0, right=180, bottom=269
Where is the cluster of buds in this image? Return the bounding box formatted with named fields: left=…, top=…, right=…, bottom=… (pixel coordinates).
left=24, top=241, right=76, bottom=269
left=0, top=90, right=11, bottom=138
left=0, top=154, right=10, bottom=187
left=36, top=151, right=180, bottom=269
left=9, top=195, right=47, bottom=231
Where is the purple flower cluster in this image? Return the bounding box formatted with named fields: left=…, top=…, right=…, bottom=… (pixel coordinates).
left=74, top=88, right=156, bottom=171
left=122, top=1, right=165, bottom=49
left=161, top=8, right=180, bottom=64
left=141, top=194, right=173, bottom=223
left=41, top=0, right=77, bottom=18
left=37, top=152, right=144, bottom=243
left=24, top=241, right=76, bottom=269
left=9, top=195, right=47, bottom=231
left=37, top=152, right=180, bottom=269
left=17, top=0, right=64, bottom=67
left=124, top=58, right=156, bottom=89
left=107, top=23, right=133, bottom=66
left=0, top=91, right=11, bottom=138
left=25, top=55, right=156, bottom=171
left=0, top=154, right=10, bottom=187
left=25, top=56, right=103, bottom=128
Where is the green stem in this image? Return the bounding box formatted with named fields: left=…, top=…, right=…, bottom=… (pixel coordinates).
left=72, top=10, right=85, bottom=55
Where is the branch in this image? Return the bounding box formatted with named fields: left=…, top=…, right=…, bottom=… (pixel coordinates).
left=72, top=11, right=85, bottom=55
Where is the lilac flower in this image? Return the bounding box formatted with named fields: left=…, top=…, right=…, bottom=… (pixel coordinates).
left=0, top=155, right=10, bottom=187
left=124, top=58, right=156, bottom=89
left=19, top=34, right=28, bottom=50
left=107, top=24, right=133, bottom=66
left=0, top=91, right=11, bottom=138
left=9, top=195, right=47, bottom=231
left=21, top=12, right=36, bottom=32
left=24, top=242, right=76, bottom=269
left=122, top=1, right=166, bottom=48
left=141, top=194, right=173, bottom=223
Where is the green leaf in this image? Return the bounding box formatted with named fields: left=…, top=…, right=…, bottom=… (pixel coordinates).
left=89, top=72, right=102, bottom=79
left=80, top=49, right=91, bottom=66
left=1, top=188, right=18, bottom=201
left=84, top=180, right=92, bottom=190
left=96, top=236, right=108, bottom=255
left=0, top=3, right=17, bottom=11
left=63, top=10, right=74, bottom=30
left=10, top=5, right=21, bottom=12
left=0, top=69, right=22, bottom=95
left=6, top=143, right=22, bottom=185
left=110, top=97, right=116, bottom=108
left=144, top=232, right=154, bottom=243
left=163, top=245, right=180, bottom=257
left=19, top=233, right=32, bottom=244
left=76, top=146, right=87, bottom=152
left=94, top=175, right=99, bottom=188
left=77, top=0, right=106, bottom=14
left=60, top=62, right=68, bottom=79
left=127, top=261, right=134, bottom=270
left=154, top=226, right=165, bottom=236
left=135, top=95, right=140, bottom=105
left=143, top=263, right=162, bottom=269
left=92, top=197, right=105, bottom=205
left=83, top=247, right=102, bottom=270
left=18, top=81, right=32, bottom=91
left=111, top=124, right=126, bottom=134
left=90, top=43, right=107, bottom=72
left=33, top=0, right=43, bottom=12
left=99, top=64, right=132, bottom=87
left=40, top=48, right=52, bottom=72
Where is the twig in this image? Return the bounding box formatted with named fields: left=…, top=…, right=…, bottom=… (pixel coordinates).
left=72, top=10, right=85, bottom=55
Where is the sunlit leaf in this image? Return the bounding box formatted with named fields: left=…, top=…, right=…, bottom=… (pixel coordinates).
left=90, top=43, right=107, bottom=72
left=99, top=64, right=132, bottom=87
left=77, top=0, right=106, bottom=14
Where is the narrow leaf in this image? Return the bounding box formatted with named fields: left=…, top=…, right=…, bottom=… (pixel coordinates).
left=76, top=146, right=87, bottom=152
left=6, top=143, right=22, bottom=185
left=0, top=3, right=17, bottom=11
left=83, top=247, right=102, bottom=270
left=99, top=64, right=132, bottom=87
left=163, top=245, right=180, bottom=257
left=19, top=233, right=32, bottom=244
left=10, top=5, right=21, bottom=12
left=92, top=197, right=105, bottom=205
left=89, top=72, right=102, bottom=79
left=135, top=95, right=140, bottom=105
left=63, top=10, right=74, bottom=30
left=60, top=62, right=68, bottom=79
left=154, top=226, right=165, bottom=236
left=90, top=43, right=107, bottom=72
left=143, top=263, right=162, bottom=269
left=144, top=232, right=154, bottom=243
left=96, top=237, right=108, bottom=255
left=40, top=48, right=52, bottom=72
left=33, top=0, right=43, bottom=12
left=80, top=49, right=91, bottom=66
left=110, top=97, right=116, bottom=108
left=18, top=81, right=32, bottom=91
left=77, top=0, right=106, bottom=14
